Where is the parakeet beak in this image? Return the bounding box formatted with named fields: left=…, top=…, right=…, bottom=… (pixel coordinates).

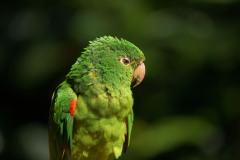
left=132, top=61, right=145, bottom=87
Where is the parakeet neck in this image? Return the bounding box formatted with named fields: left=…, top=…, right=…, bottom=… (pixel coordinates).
left=66, top=59, right=132, bottom=96
left=68, top=70, right=131, bottom=96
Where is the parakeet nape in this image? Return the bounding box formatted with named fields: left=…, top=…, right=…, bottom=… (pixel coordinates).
left=48, top=36, right=145, bottom=160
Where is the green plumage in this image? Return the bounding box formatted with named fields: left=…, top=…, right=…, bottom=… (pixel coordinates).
left=48, top=36, right=145, bottom=160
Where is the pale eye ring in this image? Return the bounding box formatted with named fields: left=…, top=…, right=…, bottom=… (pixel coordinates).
left=120, top=57, right=130, bottom=66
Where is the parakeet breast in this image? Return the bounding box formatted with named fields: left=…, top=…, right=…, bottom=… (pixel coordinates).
left=71, top=84, right=133, bottom=160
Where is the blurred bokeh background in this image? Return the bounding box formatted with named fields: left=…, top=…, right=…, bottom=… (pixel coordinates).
left=1, top=0, right=240, bottom=159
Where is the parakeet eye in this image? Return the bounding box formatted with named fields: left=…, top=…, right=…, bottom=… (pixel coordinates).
left=120, top=57, right=130, bottom=66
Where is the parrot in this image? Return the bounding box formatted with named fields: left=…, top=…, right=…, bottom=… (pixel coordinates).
left=48, top=36, right=145, bottom=160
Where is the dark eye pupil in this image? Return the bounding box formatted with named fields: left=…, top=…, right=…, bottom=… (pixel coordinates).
left=123, top=58, right=130, bottom=64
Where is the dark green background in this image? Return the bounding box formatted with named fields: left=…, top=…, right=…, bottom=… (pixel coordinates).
left=1, top=0, right=240, bottom=159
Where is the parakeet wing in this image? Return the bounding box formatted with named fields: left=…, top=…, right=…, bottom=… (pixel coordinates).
left=123, top=111, right=134, bottom=152
left=48, top=81, right=77, bottom=159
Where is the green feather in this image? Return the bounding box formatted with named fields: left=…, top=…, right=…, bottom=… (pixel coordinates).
left=49, top=81, right=77, bottom=159
left=127, top=111, right=134, bottom=147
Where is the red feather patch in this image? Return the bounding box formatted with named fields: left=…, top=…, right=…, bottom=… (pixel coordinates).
left=69, top=99, right=77, bottom=116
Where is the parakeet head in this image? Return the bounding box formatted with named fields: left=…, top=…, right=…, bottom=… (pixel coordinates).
left=67, top=36, right=145, bottom=93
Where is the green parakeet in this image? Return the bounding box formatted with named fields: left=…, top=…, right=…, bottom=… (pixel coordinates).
left=48, top=36, right=145, bottom=160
